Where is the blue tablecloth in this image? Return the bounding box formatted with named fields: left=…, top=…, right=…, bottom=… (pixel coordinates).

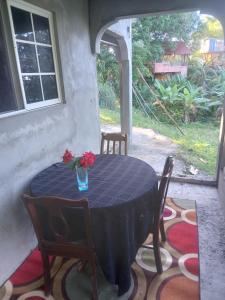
left=31, top=154, right=158, bottom=295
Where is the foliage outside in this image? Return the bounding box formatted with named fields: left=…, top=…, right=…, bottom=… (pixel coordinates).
left=97, top=44, right=120, bottom=110
left=97, top=13, right=224, bottom=124
left=131, top=13, right=224, bottom=124
left=97, top=12, right=224, bottom=176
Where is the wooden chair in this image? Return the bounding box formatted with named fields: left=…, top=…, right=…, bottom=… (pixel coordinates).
left=23, top=195, right=98, bottom=299
left=142, top=156, right=174, bottom=274
left=100, top=132, right=128, bottom=155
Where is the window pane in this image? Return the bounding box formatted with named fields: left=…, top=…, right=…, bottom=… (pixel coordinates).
left=17, top=42, right=38, bottom=73
left=0, top=18, right=16, bottom=113
left=37, top=46, right=55, bottom=73
left=23, top=75, right=43, bottom=103
left=11, top=7, right=34, bottom=41
left=33, top=14, right=51, bottom=44
left=42, top=75, right=58, bottom=100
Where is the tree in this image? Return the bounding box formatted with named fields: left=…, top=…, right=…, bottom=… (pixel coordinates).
left=191, top=15, right=224, bottom=52
left=132, top=12, right=203, bottom=80
left=202, top=15, right=224, bottom=39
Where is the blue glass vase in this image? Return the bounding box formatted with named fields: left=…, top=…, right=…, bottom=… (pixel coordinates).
left=76, top=167, right=88, bottom=191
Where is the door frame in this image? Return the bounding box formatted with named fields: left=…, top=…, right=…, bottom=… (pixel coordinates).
left=216, top=97, right=225, bottom=184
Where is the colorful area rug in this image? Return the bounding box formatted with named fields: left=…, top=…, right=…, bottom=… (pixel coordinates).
left=0, top=198, right=199, bottom=300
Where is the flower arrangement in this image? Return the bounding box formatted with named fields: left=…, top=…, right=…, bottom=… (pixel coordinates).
left=62, top=149, right=96, bottom=169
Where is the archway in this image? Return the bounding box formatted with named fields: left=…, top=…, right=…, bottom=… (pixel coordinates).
left=96, top=20, right=132, bottom=142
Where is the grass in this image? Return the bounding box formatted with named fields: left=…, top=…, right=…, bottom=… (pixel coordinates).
left=100, top=108, right=220, bottom=175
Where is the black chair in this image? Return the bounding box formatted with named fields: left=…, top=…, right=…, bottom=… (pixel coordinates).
left=142, top=156, right=174, bottom=274
left=23, top=195, right=98, bottom=299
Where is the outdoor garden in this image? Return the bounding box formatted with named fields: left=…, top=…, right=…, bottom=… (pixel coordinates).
left=97, top=12, right=225, bottom=177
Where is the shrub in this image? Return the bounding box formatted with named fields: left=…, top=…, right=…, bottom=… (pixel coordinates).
left=98, top=82, right=117, bottom=110
left=188, top=61, right=225, bottom=118
left=134, top=68, right=224, bottom=123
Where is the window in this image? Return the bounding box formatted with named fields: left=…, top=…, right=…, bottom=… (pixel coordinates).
left=7, top=0, right=61, bottom=110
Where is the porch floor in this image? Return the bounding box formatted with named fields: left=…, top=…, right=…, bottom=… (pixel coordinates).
left=169, top=182, right=225, bottom=300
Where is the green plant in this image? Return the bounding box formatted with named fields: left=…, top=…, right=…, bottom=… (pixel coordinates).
left=154, top=79, right=183, bottom=103
left=179, top=82, right=209, bottom=123
left=151, top=76, right=222, bottom=123
left=151, top=78, right=185, bottom=123
left=188, top=62, right=225, bottom=118
left=203, top=65, right=225, bottom=107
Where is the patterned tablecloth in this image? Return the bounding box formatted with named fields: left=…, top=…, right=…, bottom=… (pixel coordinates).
left=31, top=154, right=158, bottom=295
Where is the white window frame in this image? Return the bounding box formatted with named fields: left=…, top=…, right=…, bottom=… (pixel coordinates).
left=7, top=0, right=62, bottom=110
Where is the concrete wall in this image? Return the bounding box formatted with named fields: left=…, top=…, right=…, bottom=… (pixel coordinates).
left=108, top=20, right=133, bottom=140
left=0, top=0, right=100, bottom=284
left=218, top=107, right=225, bottom=209
left=108, top=20, right=132, bottom=61
left=218, top=164, right=225, bottom=205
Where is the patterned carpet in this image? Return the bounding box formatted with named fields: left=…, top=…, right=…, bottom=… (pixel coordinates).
left=0, top=198, right=199, bottom=300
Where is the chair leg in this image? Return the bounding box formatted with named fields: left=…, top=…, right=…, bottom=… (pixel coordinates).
left=41, top=251, right=51, bottom=296
left=78, top=259, right=88, bottom=272
left=160, top=219, right=166, bottom=242
left=90, top=257, right=98, bottom=300
left=153, top=235, right=163, bottom=274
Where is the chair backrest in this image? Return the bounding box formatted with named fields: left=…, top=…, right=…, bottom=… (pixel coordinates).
left=158, top=156, right=174, bottom=217
left=100, top=132, right=128, bottom=155
left=23, top=195, right=94, bottom=252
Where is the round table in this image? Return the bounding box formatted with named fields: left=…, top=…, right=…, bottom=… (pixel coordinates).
left=31, top=154, right=158, bottom=295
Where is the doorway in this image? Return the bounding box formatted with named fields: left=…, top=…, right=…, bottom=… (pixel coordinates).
left=97, top=12, right=225, bottom=183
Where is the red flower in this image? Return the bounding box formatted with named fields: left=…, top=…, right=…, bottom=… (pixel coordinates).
left=80, top=151, right=96, bottom=168
left=79, top=157, right=88, bottom=168
left=62, top=150, right=96, bottom=169
left=63, top=149, right=74, bottom=164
